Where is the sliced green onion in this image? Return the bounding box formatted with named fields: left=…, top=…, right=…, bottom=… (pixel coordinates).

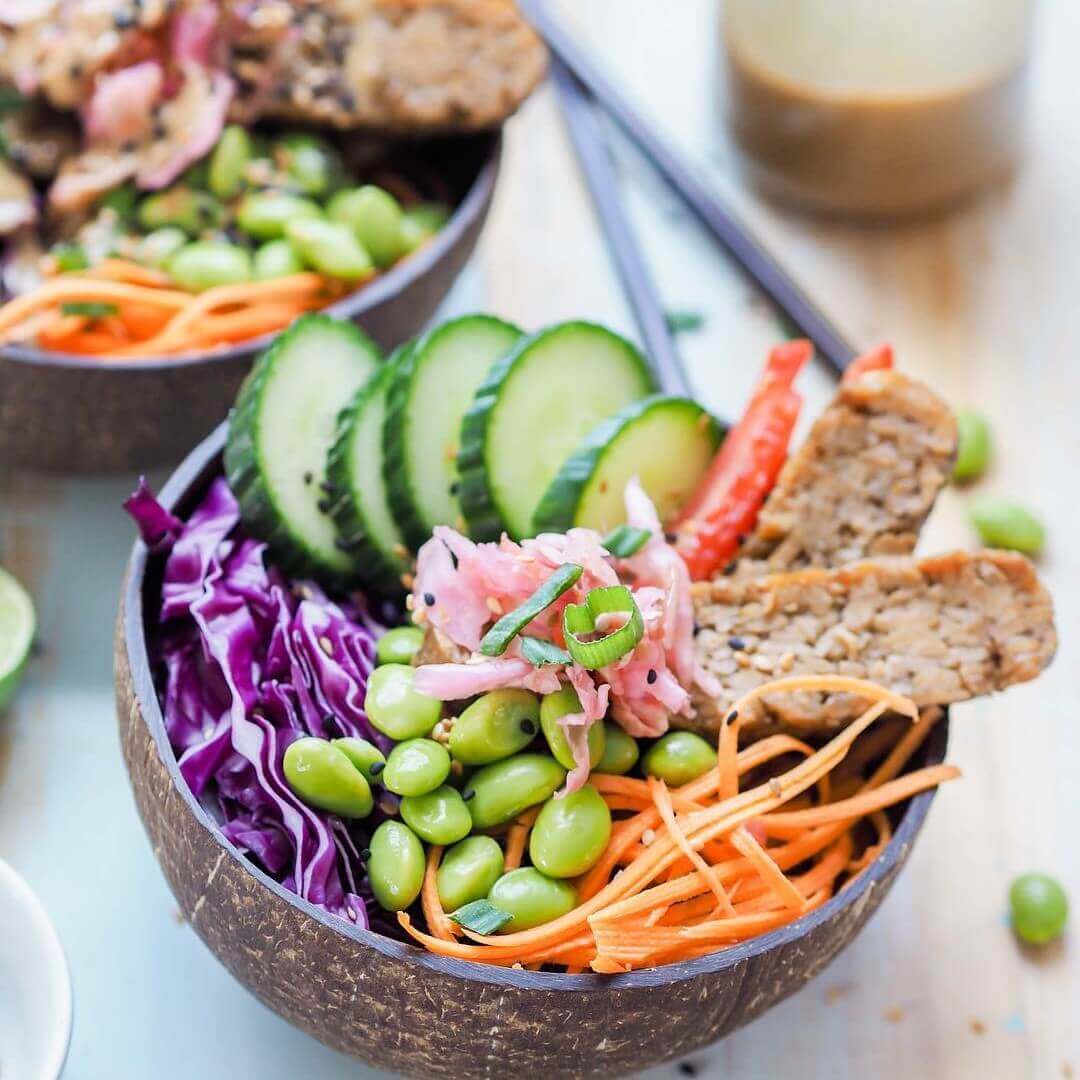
left=602, top=524, right=652, bottom=558
left=450, top=899, right=513, bottom=934
left=479, top=563, right=583, bottom=657
left=520, top=636, right=572, bottom=667
left=563, top=585, right=644, bottom=670
left=61, top=301, right=118, bottom=318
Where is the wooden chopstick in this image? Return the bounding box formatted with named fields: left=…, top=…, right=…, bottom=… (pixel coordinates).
left=520, top=0, right=859, bottom=377
left=551, top=59, right=691, bottom=396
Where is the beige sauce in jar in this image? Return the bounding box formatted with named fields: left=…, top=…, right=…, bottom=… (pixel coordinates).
left=722, top=0, right=1033, bottom=218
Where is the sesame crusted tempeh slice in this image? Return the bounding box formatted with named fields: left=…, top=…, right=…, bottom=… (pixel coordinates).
left=734, top=371, right=957, bottom=579
left=685, top=550, right=1056, bottom=739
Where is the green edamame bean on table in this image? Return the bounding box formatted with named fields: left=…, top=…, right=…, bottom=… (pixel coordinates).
left=331, top=736, right=385, bottom=785
left=368, top=820, right=425, bottom=912
left=282, top=736, right=373, bottom=818
left=465, top=753, right=566, bottom=830
left=375, top=625, right=425, bottom=666
left=167, top=242, right=252, bottom=292
left=969, top=496, right=1045, bottom=555
left=364, top=663, right=441, bottom=740
left=953, top=409, right=993, bottom=483
left=436, top=836, right=505, bottom=912
left=1009, top=872, right=1068, bottom=945
left=539, top=686, right=605, bottom=770
left=400, top=785, right=472, bottom=846
left=643, top=731, right=715, bottom=787
left=449, top=689, right=540, bottom=765
left=488, top=868, right=578, bottom=932
left=529, top=785, right=612, bottom=878
left=383, top=738, right=451, bottom=797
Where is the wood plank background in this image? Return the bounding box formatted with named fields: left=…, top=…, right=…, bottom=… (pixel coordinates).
left=0, top=1, right=1076, bottom=1076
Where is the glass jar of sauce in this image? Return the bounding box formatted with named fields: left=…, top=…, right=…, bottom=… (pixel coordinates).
left=722, top=0, right=1033, bottom=218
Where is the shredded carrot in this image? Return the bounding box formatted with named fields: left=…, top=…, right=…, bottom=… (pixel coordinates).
left=420, top=846, right=457, bottom=943
left=0, top=267, right=354, bottom=358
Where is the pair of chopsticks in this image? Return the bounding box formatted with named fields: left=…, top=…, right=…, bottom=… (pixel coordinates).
left=518, top=0, right=859, bottom=394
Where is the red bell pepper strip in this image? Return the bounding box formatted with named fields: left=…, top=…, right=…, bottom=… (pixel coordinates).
left=842, top=343, right=893, bottom=383
left=674, top=339, right=811, bottom=580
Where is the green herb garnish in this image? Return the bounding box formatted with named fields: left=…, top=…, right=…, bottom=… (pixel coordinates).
left=480, top=563, right=583, bottom=657
left=450, top=899, right=513, bottom=935
left=665, top=309, right=705, bottom=335
left=601, top=524, right=652, bottom=558
left=60, top=301, right=118, bottom=319
left=520, top=636, right=573, bottom=668
left=52, top=245, right=90, bottom=273
left=563, top=585, right=644, bottom=670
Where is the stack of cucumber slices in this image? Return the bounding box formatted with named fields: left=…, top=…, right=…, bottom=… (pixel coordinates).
left=225, top=313, right=723, bottom=593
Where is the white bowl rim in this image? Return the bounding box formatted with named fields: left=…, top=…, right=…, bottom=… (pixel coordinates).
left=0, top=858, right=73, bottom=1080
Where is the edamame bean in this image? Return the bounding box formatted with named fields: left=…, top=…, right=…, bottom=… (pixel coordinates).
left=488, top=868, right=577, bottom=932
left=237, top=191, right=322, bottom=241
left=383, top=738, right=450, bottom=796
left=375, top=625, right=425, bottom=666
left=529, top=785, right=611, bottom=878
left=286, top=218, right=373, bottom=281
left=436, top=836, right=505, bottom=912
left=331, top=736, right=385, bottom=785
left=953, top=409, right=992, bottom=483
left=167, top=241, right=252, bottom=292
left=594, top=722, right=640, bottom=775
left=364, top=663, right=441, bottom=740
left=368, top=820, right=425, bottom=911
left=274, top=132, right=345, bottom=196
left=1009, top=872, right=1068, bottom=945
left=282, top=736, right=373, bottom=818
left=209, top=124, right=253, bottom=199
left=400, top=202, right=450, bottom=252
left=400, top=784, right=472, bottom=845
left=539, top=686, right=605, bottom=770
left=327, top=185, right=405, bottom=267
left=137, top=186, right=224, bottom=234
left=449, top=689, right=540, bottom=765
left=643, top=731, right=715, bottom=787
left=465, top=753, right=566, bottom=830
left=969, top=496, right=1045, bottom=555
left=252, top=239, right=305, bottom=280
left=134, top=227, right=187, bottom=269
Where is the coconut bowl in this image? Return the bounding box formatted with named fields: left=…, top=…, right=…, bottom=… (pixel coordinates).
left=1, top=133, right=499, bottom=474
left=115, top=423, right=949, bottom=1078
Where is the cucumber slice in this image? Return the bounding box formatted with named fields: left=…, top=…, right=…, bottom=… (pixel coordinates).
left=458, top=322, right=656, bottom=540
left=326, top=347, right=413, bottom=596
left=383, top=315, right=522, bottom=549
left=225, top=314, right=381, bottom=580
left=532, top=396, right=724, bottom=534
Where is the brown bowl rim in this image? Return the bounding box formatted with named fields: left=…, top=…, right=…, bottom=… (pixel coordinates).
left=122, top=420, right=949, bottom=992
left=3, top=133, right=501, bottom=374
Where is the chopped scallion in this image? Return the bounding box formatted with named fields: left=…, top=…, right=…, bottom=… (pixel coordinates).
left=450, top=899, right=513, bottom=935
left=601, top=524, right=652, bottom=558
left=563, top=585, right=644, bottom=670
left=520, top=636, right=572, bottom=667
left=61, top=301, right=117, bottom=318
left=479, top=563, right=583, bottom=657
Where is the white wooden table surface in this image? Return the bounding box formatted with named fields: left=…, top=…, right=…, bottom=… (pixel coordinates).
left=1, top=1, right=1077, bottom=1077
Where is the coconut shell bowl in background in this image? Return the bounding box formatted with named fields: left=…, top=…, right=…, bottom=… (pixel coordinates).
left=1, top=133, right=499, bottom=475
left=114, top=422, right=950, bottom=1078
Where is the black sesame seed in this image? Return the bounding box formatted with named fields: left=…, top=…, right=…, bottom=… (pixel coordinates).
left=692, top=623, right=702, bottom=637
left=646, top=668, right=657, bottom=685
left=449, top=481, right=460, bottom=496
left=677, top=1064, right=698, bottom=1077
left=114, top=10, right=136, bottom=28
left=369, top=761, right=385, bottom=776
left=726, top=710, right=738, bottom=725
left=423, top=592, right=436, bottom=607
left=339, top=90, right=357, bottom=111
left=520, top=719, right=537, bottom=736
left=322, top=714, right=339, bottom=736
left=664, top=531, right=677, bottom=543
left=69, top=62, right=84, bottom=79
left=461, top=788, right=475, bottom=802
left=728, top=636, right=746, bottom=651
left=358, top=848, right=371, bottom=862
left=320, top=480, right=337, bottom=495
left=317, top=498, right=332, bottom=513
left=303, top=471, right=313, bottom=485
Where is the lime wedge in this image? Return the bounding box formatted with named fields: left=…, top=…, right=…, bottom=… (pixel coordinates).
left=0, top=566, right=35, bottom=712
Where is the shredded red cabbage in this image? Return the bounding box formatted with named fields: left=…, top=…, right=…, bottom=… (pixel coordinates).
left=128, top=477, right=392, bottom=928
